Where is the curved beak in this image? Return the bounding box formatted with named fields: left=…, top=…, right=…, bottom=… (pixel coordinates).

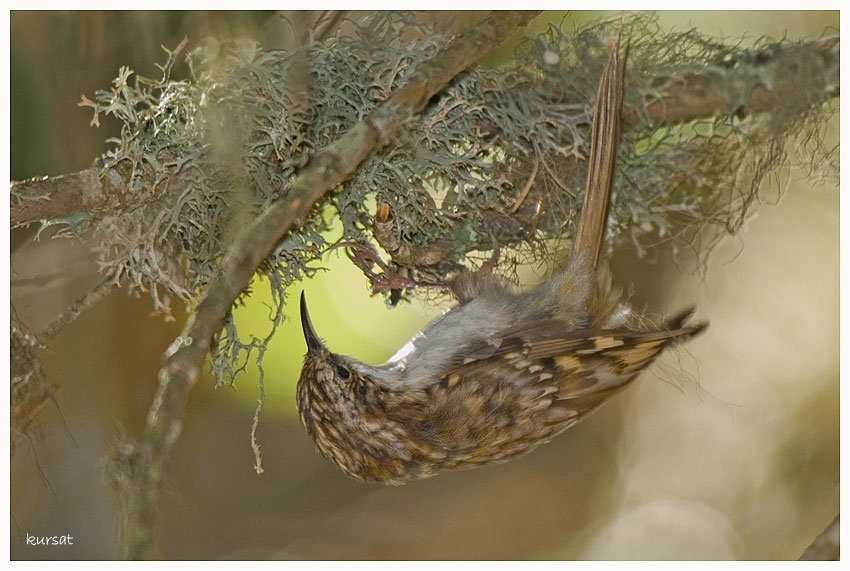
left=300, top=291, right=324, bottom=354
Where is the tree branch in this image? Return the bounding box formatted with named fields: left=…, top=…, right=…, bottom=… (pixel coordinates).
left=637, top=35, right=839, bottom=126
left=10, top=36, right=838, bottom=233
left=799, top=515, right=839, bottom=561
left=110, top=11, right=540, bottom=560
left=11, top=163, right=148, bottom=229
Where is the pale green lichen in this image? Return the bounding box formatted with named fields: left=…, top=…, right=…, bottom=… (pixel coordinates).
left=75, top=12, right=837, bottom=385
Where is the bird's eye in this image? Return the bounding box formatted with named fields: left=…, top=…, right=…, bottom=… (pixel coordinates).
left=336, top=365, right=350, bottom=379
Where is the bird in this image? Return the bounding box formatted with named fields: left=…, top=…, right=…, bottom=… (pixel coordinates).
left=296, top=28, right=707, bottom=485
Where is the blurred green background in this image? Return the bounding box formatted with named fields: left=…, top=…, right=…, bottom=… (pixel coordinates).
left=10, top=11, right=838, bottom=560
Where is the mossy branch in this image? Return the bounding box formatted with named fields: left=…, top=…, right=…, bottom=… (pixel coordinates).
left=106, top=11, right=539, bottom=559
left=10, top=35, right=838, bottom=232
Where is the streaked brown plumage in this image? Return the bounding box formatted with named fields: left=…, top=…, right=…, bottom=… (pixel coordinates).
left=296, top=29, right=707, bottom=485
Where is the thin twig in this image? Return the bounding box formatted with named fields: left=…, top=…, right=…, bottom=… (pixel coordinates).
left=510, top=154, right=540, bottom=213
left=534, top=137, right=576, bottom=198
left=250, top=362, right=267, bottom=476
left=40, top=277, right=116, bottom=340
left=311, top=11, right=347, bottom=42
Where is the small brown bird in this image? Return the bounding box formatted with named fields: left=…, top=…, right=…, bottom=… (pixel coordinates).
left=297, top=31, right=706, bottom=485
